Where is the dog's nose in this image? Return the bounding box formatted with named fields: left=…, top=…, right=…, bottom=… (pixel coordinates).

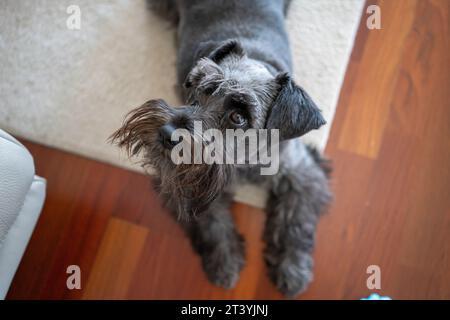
left=158, top=124, right=178, bottom=149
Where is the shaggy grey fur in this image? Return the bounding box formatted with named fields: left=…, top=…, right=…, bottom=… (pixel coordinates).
left=111, top=0, right=332, bottom=297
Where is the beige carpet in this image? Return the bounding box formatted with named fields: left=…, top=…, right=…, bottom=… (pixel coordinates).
left=0, top=0, right=364, bottom=207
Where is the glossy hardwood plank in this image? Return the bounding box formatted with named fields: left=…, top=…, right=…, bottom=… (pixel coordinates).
left=338, top=0, right=417, bottom=158
left=82, top=218, right=148, bottom=299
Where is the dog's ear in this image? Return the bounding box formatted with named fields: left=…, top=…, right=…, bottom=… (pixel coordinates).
left=266, top=73, right=326, bottom=140
left=184, top=58, right=224, bottom=90
left=193, top=39, right=245, bottom=63
left=184, top=40, right=244, bottom=90
left=207, top=39, right=245, bottom=63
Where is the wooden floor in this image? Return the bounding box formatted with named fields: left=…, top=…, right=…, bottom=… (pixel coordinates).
left=7, top=0, right=450, bottom=299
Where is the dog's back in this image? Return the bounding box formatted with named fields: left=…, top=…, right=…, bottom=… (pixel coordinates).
left=149, top=0, right=292, bottom=84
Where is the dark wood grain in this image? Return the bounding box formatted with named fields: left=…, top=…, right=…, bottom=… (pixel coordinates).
left=6, top=0, right=450, bottom=299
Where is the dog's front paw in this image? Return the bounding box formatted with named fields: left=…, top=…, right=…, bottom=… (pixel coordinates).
left=266, top=252, right=313, bottom=297
left=201, top=240, right=245, bottom=289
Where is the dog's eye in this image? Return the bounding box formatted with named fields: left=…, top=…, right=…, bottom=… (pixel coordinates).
left=202, top=84, right=217, bottom=95
left=229, top=111, right=247, bottom=126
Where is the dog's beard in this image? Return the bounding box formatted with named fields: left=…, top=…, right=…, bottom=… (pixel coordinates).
left=110, top=99, right=173, bottom=158
left=156, top=161, right=234, bottom=220
left=110, top=99, right=235, bottom=220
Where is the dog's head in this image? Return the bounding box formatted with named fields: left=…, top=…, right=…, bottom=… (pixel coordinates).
left=111, top=40, right=325, bottom=219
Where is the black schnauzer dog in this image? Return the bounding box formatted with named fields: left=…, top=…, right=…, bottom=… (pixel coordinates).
left=111, top=0, right=332, bottom=297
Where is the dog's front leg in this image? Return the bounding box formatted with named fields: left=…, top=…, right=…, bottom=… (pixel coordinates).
left=181, top=192, right=245, bottom=289
left=264, top=159, right=331, bottom=297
